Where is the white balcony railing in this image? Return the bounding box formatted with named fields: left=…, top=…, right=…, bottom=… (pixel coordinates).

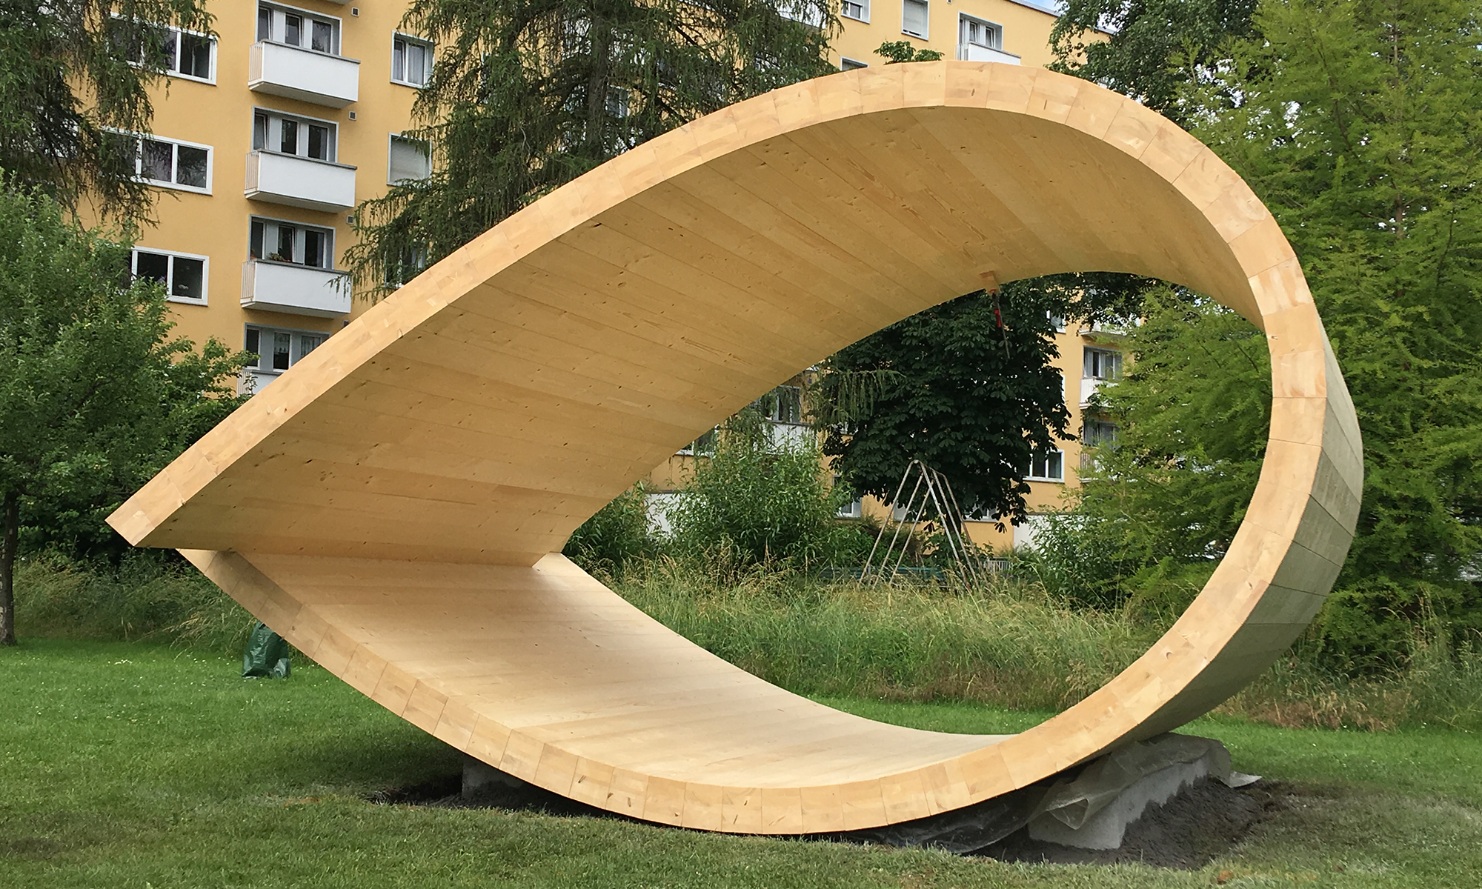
left=957, top=44, right=1022, bottom=65
left=1080, top=376, right=1111, bottom=408
left=249, top=41, right=359, bottom=108
left=241, top=260, right=351, bottom=318
left=245, top=151, right=357, bottom=212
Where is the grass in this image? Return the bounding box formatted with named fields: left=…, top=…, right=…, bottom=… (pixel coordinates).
left=613, top=562, right=1482, bottom=732
left=4, top=639, right=1482, bottom=888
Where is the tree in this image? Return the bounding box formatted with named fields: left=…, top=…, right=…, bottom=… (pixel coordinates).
left=0, top=2, right=214, bottom=223
left=346, top=0, right=839, bottom=293
left=1049, top=0, right=1258, bottom=124
left=820, top=282, right=1072, bottom=526
left=1076, top=0, right=1482, bottom=668
left=0, top=187, right=247, bottom=646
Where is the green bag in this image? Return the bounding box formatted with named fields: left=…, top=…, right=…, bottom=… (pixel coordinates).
left=242, top=622, right=291, bottom=679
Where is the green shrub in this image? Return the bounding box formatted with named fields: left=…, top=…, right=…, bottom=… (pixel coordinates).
left=1012, top=511, right=1137, bottom=609
left=667, top=410, right=856, bottom=574
left=562, top=483, right=656, bottom=576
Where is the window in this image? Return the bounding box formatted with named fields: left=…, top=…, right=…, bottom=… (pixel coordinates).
left=392, top=34, right=433, bottom=87
left=111, top=20, right=216, bottom=82
left=779, top=0, right=826, bottom=28
left=834, top=474, right=862, bottom=518
left=842, top=0, right=869, bottom=23
left=1082, top=420, right=1118, bottom=448
left=114, top=134, right=211, bottom=192
left=250, top=217, right=334, bottom=269
left=902, top=0, right=929, bottom=38
left=245, top=325, right=329, bottom=375
left=258, top=4, right=339, bottom=54
left=132, top=248, right=207, bottom=303
left=678, top=427, right=718, bottom=456
left=388, top=135, right=431, bottom=183
left=841, top=58, right=868, bottom=71
left=757, top=386, right=803, bottom=425
left=253, top=110, right=336, bottom=162
left=1084, top=347, right=1123, bottom=381
left=384, top=244, right=429, bottom=289
left=959, top=15, right=1002, bottom=50
left=1048, top=311, right=1066, bottom=331
left=1026, top=448, right=1065, bottom=482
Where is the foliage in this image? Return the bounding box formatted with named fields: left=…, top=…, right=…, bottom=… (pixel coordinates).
left=874, top=41, right=944, bottom=64
left=346, top=0, right=839, bottom=295
left=820, top=282, right=1070, bottom=526
left=1076, top=290, right=1273, bottom=565
left=562, top=483, right=656, bottom=576
left=12, top=550, right=252, bottom=652
left=668, top=407, right=854, bottom=573
left=0, top=187, right=248, bottom=644
left=1011, top=511, right=1137, bottom=611
left=0, top=1, right=214, bottom=223
left=1069, top=0, right=1482, bottom=670
left=1049, top=0, right=1258, bottom=124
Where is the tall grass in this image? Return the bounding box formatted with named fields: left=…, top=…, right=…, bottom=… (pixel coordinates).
left=16, top=549, right=1481, bottom=732
left=612, top=558, right=1482, bottom=732
left=615, top=558, right=1156, bottom=711
left=12, top=551, right=254, bottom=652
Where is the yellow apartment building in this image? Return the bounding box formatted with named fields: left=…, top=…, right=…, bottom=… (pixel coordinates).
left=123, top=0, right=1117, bottom=553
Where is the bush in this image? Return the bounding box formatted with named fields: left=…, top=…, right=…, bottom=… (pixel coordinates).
left=1012, top=511, right=1137, bottom=610
left=667, top=410, right=856, bottom=574
left=562, top=483, right=655, bottom=576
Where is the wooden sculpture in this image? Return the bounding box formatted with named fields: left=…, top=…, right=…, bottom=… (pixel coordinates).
left=109, top=63, right=1362, bottom=834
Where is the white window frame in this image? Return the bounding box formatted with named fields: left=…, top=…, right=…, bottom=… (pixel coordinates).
left=958, top=14, right=1003, bottom=51
left=1026, top=448, right=1065, bottom=482
left=113, top=17, right=218, bottom=84
left=244, top=325, right=330, bottom=377
left=779, top=0, right=826, bottom=28
left=132, top=247, right=209, bottom=305
left=387, top=134, right=432, bottom=184
left=902, top=0, right=929, bottom=39
left=249, top=216, right=336, bottom=269
left=122, top=133, right=213, bottom=194
left=840, top=57, right=869, bottom=71
left=677, top=427, right=718, bottom=456
left=391, top=33, right=434, bottom=87
left=253, top=108, right=338, bottom=163
left=257, top=3, right=342, bottom=56
left=841, top=0, right=870, bottom=24
left=1084, top=346, right=1123, bottom=381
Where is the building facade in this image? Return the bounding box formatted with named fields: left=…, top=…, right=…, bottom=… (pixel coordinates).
left=128, top=0, right=1116, bottom=553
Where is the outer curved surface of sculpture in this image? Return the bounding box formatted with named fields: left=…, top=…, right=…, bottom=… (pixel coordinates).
left=110, top=63, right=1362, bottom=834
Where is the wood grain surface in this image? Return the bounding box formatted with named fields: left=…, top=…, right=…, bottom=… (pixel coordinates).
left=109, top=62, right=1362, bottom=834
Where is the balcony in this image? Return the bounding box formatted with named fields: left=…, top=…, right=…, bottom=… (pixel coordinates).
left=245, top=151, right=357, bottom=212
left=249, top=42, right=359, bottom=108
left=1080, top=376, right=1113, bottom=409
left=241, top=260, right=351, bottom=317
left=957, top=44, right=1022, bottom=65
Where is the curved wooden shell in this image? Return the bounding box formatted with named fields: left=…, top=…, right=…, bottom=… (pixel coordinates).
left=109, top=63, right=1362, bottom=834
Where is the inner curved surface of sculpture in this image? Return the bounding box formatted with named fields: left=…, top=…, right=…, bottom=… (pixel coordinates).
left=110, top=63, right=1363, bottom=834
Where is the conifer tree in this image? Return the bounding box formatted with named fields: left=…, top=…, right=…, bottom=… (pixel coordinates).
left=0, top=1, right=214, bottom=223
left=347, top=0, right=838, bottom=292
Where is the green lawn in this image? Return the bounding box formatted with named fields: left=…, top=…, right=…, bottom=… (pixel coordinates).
left=2, top=640, right=1479, bottom=888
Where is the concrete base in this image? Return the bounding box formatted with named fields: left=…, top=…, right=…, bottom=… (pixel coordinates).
left=1025, top=735, right=1255, bottom=851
